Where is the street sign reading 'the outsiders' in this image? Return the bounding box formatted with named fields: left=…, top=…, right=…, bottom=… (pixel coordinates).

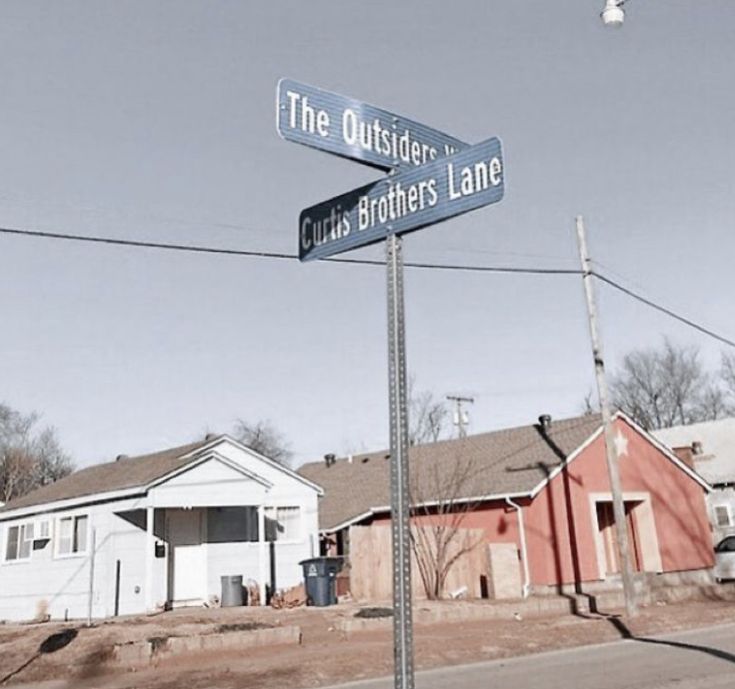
left=299, top=137, right=504, bottom=262
left=277, top=78, right=469, bottom=171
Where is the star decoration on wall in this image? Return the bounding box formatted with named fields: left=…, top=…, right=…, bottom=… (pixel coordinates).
left=613, top=430, right=629, bottom=458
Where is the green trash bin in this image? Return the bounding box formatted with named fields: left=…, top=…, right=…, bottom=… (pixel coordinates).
left=300, top=557, right=342, bottom=606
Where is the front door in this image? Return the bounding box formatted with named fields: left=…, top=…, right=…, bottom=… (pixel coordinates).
left=167, top=509, right=206, bottom=604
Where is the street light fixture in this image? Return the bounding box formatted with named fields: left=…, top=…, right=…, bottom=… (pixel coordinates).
left=601, top=0, right=626, bottom=27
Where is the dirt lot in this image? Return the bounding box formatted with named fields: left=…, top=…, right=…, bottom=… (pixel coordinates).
left=1, top=597, right=734, bottom=689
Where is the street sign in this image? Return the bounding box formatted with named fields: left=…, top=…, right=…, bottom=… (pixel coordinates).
left=276, top=78, right=468, bottom=171
left=299, top=137, right=504, bottom=261
left=278, top=78, right=507, bottom=689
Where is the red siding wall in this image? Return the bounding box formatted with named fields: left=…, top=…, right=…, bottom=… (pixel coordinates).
left=523, top=418, right=714, bottom=587
left=365, top=418, right=713, bottom=588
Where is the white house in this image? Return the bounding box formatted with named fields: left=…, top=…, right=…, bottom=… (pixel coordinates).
left=0, top=434, right=323, bottom=622
left=655, top=417, right=735, bottom=545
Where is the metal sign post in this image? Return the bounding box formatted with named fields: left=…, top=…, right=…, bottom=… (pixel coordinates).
left=386, top=233, right=414, bottom=689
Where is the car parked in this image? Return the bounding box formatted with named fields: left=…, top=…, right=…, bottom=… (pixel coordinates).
left=714, top=536, right=735, bottom=582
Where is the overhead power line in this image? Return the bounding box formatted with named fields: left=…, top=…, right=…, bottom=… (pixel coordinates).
left=1, top=224, right=734, bottom=350
left=594, top=273, right=735, bottom=349
left=0, top=226, right=580, bottom=275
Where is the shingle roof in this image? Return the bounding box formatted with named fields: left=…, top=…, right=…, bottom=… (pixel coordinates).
left=298, top=414, right=603, bottom=531
left=654, top=417, right=735, bottom=485
left=0, top=437, right=214, bottom=514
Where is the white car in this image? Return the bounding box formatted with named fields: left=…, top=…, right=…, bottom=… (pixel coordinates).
left=714, top=536, right=735, bottom=582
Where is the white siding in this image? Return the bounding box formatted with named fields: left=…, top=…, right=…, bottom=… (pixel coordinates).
left=0, top=495, right=150, bottom=622
left=0, top=439, right=321, bottom=621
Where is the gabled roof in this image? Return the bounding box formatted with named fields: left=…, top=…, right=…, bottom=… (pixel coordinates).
left=298, top=414, right=604, bottom=532
left=1, top=434, right=324, bottom=519
left=654, top=417, right=735, bottom=485
left=0, top=438, right=214, bottom=513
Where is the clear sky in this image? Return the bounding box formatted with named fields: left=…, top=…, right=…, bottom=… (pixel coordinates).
left=1, top=1, right=733, bottom=468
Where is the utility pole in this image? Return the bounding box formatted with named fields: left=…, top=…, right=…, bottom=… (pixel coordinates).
left=575, top=215, right=637, bottom=618
left=447, top=395, right=474, bottom=438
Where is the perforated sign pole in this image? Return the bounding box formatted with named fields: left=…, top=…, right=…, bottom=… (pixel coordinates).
left=386, top=233, right=415, bottom=689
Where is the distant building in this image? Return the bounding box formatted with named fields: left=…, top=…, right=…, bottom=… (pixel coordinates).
left=0, top=435, right=322, bottom=622
left=301, top=412, right=714, bottom=597
left=655, top=417, right=735, bottom=545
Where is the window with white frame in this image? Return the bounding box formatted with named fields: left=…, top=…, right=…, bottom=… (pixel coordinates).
left=714, top=505, right=732, bottom=527
left=264, top=506, right=301, bottom=542
left=37, top=520, right=51, bottom=541
left=57, top=515, right=88, bottom=556
left=5, top=523, right=34, bottom=561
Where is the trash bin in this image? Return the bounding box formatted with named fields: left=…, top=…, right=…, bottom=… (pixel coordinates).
left=299, top=557, right=342, bottom=607
left=220, top=574, right=244, bottom=607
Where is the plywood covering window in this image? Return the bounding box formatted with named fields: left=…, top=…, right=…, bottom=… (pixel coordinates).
left=57, top=515, right=88, bottom=556
left=5, top=523, right=34, bottom=561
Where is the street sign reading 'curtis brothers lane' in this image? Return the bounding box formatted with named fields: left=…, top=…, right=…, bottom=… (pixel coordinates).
left=299, top=137, right=504, bottom=262
left=277, top=78, right=469, bottom=170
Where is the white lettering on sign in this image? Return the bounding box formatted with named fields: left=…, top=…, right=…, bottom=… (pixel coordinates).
left=286, top=91, right=330, bottom=137
left=283, top=87, right=445, bottom=166
left=300, top=204, right=351, bottom=252
left=447, top=157, right=503, bottom=201
left=357, top=179, right=438, bottom=232
left=342, top=109, right=437, bottom=166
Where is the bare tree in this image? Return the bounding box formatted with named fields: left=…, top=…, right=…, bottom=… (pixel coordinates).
left=609, top=339, right=726, bottom=430
left=232, top=419, right=292, bottom=466
left=409, top=452, right=483, bottom=599
left=0, top=404, right=73, bottom=503
left=408, top=377, right=449, bottom=446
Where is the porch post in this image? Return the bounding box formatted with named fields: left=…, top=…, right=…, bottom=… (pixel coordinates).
left=257, top=504, right=267, bottom=606
left=144, top=506, right=154, bottom=612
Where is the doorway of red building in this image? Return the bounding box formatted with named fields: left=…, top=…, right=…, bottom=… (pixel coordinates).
left=596, top=500, right=645, bottom=575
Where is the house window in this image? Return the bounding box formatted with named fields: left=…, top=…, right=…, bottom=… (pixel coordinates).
left=714, top=506, right=732, bottom=527
left=5, top=523, right=34, bottom=561
left=207, top=507, right=259, bottom=542
left=57, top=515, right=88, bottom=556
left=264, top=506, right=301, bottom=542
left=37, top=520, right=51, bottom=541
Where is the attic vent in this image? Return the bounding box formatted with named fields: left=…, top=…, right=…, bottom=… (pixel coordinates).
left=692, top=441, right=704, bottom=455
left=115, top=454, right=129, bottom=462
left=324, top=453, right=336, bottom=467
left=361, top=456, right=370, bottom=464
left=205, top=433, right=218, bottom=441
left=538, top=414, right=552, bottom=432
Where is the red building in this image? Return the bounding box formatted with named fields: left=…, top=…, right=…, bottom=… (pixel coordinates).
left=299, top=413, right=714, bottom=593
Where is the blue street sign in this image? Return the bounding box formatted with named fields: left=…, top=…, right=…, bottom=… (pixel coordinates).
left=277, top=78, right=469, bottom=171
left=299, top=137, right=504, bottom=262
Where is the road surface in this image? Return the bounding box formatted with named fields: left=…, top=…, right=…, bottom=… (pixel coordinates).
left=327, top=623, right=735, bottom=689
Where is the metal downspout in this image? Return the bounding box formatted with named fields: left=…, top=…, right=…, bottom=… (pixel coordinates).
left=505, top=497, right=531, bottom=598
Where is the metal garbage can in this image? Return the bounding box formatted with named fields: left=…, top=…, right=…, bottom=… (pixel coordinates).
left=299, top=557, right=342, bottom=607
left=220, top=574, right=244, bottom=607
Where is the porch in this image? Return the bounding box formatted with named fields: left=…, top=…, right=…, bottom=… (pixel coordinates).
left=114, top=502, right=306, bottom=613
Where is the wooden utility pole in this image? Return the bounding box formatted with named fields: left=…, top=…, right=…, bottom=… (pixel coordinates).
left=575, top=215, right=637, bottom=618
